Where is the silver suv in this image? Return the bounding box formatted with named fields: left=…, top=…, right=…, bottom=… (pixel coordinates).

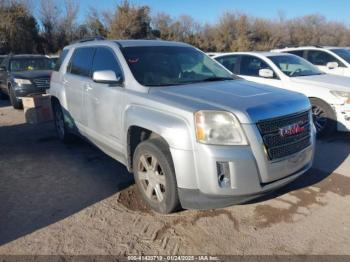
left=49, top=39, right=316, bottom=213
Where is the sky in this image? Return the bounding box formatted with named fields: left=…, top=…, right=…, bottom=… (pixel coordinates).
left=33, top=0, right=350, bottom=25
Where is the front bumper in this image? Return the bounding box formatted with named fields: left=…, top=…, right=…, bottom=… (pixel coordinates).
left=14, top=84, right=47, bottom=98
left=334, top=104, right=350, bottom=132
left=171, top=123, right=315, bottom=209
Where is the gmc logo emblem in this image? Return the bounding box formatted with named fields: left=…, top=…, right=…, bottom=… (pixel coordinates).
left=279, top=121, right=306, bottom=137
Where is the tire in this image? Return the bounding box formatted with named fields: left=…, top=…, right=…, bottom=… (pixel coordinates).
left=52, top=100, right=72, bottom=143
left=310, top=98, right=336, bottom=138
left=133, top=138, right=180, bottom=214
left=8, top=86, right=22, bottom=109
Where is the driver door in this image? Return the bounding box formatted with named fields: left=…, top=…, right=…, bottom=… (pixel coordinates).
left=306, top=50, right=345, bottom=76
left=237, top=55, right=282, bottom=88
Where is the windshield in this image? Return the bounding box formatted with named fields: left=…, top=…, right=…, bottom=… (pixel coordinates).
left=331, top=48, right=350, bottom=64
left=120, top=46, right=234, bottom=86
left=268, top=55, right=323, bottom=77
left=10, top=57, right=53, bottom=72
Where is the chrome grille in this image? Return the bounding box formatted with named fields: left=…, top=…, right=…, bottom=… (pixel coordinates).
left=257, top=111, right=311, bottom=160
left=32, top=78, right=50, bottom=90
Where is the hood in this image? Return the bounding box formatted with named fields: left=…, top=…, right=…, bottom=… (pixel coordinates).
left=11, top=70, right=52, bottom=79
left=290, top=74, right=350, bottom=92
left=149, top=79, right=310, bottom=124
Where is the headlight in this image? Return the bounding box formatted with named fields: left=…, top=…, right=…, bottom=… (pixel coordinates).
left=194, top=110, right=248, bottom=145
left=330, top=91, right=350, bottom=104
left=14, top=78, right=32, bottom=85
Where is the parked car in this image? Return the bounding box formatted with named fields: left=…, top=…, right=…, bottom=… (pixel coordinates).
left=212, top=52, right=350, bottom=136
left=0, top=54, right=53, bottom=109
left=272, top=46, right=350, bottom=77
left=46, top=55, right=59, bottom=68
left=49, top=39, right=315, bottom=214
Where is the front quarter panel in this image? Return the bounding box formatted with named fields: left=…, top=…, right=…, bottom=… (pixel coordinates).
left=123, top=104, right=194, bottom=151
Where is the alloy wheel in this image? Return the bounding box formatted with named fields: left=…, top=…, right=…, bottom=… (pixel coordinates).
left=312, top=104, right=328, bottom=133
left=137, top=153, right=166, bottom=202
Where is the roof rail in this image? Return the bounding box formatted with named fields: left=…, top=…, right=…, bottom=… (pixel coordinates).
left=74, top=36, right=106, bottom=44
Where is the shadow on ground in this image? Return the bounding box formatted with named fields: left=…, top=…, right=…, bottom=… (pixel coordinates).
left=0, top=121, right=133, bottom=245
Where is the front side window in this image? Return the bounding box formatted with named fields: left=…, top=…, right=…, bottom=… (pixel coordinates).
left=307, top=50, right=343, bottom=67
left=9, top=57, right=52, bottom=72
left=330, top=48, right=350, bottom=64
left=69, top=47, right=95, bottom=77
left=269, top=55, right=323, bottom=77
left=120, top=46, right=233, bottom=86
left=239, top=55, right=275, bottom=77
left=92, top=47, right=123, bottom=78
left=215, top=55, right=239, bottom=74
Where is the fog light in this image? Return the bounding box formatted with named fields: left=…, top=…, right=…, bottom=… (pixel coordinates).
left=217, top=162, right=231, bottom=188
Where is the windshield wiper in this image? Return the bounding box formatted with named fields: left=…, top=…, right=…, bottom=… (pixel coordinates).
left=200, top=77, right=234, bottom=82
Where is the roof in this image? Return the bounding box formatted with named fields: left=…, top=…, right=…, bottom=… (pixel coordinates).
left=9, top=54, right=48, bottom=58
left=114, top=39, right=190, bottom=48
left=212, top=51, right=293, bottom=58
left=272, top=46, right=347, bottom=52
left=66, top=39, right=191, bottom=49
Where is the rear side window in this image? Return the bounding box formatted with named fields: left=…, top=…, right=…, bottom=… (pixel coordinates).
left=69, top=47, right=95, bottom=77
left=215, top=55, right=239, bottom=73
left=54, top=49, right=69, bottom=71
left=307, top=50, right=344, bottom=67
left=286, top=50, right=304, bottom=58
left=92, top=47, right=123, bottom=78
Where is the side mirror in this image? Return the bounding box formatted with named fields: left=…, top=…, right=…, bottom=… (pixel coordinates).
left=259, top=68, right=274, bottom=78
left=92, top=70, right=123, bottom=85
left=327, top=62, right=338, bottom=69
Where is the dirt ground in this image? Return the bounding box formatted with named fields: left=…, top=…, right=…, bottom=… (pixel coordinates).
left=0, top=99, right=350, bottom=255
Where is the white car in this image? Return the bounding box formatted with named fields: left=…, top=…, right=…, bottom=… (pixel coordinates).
left=212, top=52, right=350, bottom=136
left=272, top=46, right=350, bottom=77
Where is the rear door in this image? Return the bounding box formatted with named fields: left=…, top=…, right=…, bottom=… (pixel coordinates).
left=84, top=46, right=125, bottom=155
left=306, top=50, right=345, bottom=76
left=64, top=47, right=95, bottom=125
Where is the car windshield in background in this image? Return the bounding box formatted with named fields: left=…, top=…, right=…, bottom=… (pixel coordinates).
left=10, top=57, right=53, bottom=72
left=268, top=55, right=324, bottom=77
left=120, top=46, right=234, bottom=86
left=331, top=48, right=350, bottom=64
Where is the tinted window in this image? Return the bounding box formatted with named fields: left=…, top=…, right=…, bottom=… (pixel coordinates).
left=69, top=47, right=95, bottom=77
left=121, top=46, right=233, bottom=86
left=286, top=50, right=304, bottom=57
left=54, top=49, right=69, bottom=71
left=239, top=55, right=275, bottom=77
left=92, top=47, right=123, bottom=78
left=215, top=55, right=239, bottom=73
left=330, top=48, right=350, bottom=64
left=9, top=57, right=52, bottom=72
left=307, top=50, right=343, bottom=67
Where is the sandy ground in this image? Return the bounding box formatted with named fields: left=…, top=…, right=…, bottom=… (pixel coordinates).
left=0, top=99, right=349, bottom=255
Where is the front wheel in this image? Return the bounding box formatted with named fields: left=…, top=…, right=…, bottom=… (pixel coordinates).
left=9, top=86, right=22, bottom=109
left=310, top=98, right=336, bottom=138
left=133, top=138, right=180, bottom=214
left=52, top=101, right=72, bottom=143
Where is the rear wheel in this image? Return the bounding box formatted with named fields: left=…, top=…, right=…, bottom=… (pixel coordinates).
left=9, top=86, right=22, bottom=109
left=52, top=101, right=72, bottom=143
left=133, top=138, right=180, bottom=214
left=310, top=98, right=336, bottom=138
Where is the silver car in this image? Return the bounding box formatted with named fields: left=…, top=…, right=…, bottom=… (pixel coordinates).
left=49, top=39, right=315, bottom=214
